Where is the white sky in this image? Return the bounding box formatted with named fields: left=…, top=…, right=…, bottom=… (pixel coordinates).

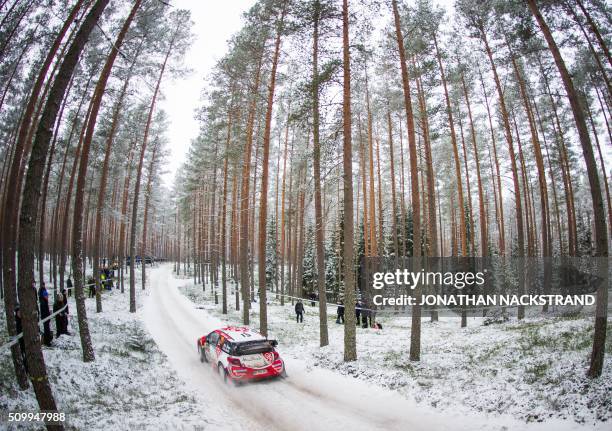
left=158, top=0, right=256, bottom=187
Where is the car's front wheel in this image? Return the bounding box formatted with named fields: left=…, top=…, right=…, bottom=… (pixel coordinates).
left=200, top=345, right=208, bottom=363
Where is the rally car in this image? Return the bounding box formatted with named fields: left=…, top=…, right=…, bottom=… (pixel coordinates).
left=197, top=326, right=286, bottom=384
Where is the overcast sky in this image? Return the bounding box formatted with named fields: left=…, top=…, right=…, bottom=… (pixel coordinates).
left=158, top=0, right=256, bottom=188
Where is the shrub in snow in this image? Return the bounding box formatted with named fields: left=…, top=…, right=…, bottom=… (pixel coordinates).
left=483, top=308, right=509, bottom=325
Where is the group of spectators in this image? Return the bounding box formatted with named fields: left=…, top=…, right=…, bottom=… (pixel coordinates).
left=37, top=282, right=71, bottom=346
left=87, top=267, right=115, bottom=298
left=14, top=268, right=118, bottom=368
left=294, top=297, right=382, bottom=330
left=14, top=281, right=71, bottom=370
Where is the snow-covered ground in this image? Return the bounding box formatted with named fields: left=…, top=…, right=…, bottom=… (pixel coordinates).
left=1, top=263, right=609, bottom=430
left=0, top=269, right=214, bottom=430
left=177, top=266, right=611, bottom=430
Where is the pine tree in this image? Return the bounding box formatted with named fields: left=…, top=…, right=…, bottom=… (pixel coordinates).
left=265, top=216, right=279, bottom=292
left=301, top=224, right=316, bottom=296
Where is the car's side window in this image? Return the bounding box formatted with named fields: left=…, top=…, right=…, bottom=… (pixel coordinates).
left=208, top=332, right=219, bottom=346
left=221, top=340, right=232, bottom=354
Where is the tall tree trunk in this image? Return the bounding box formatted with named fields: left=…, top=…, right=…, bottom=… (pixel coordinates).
left=392, top=0, right=422, bottom=361
left=537, top=57, right=577, bottom=256
left=534, top=98, right=564, bottom=256
left=434, top=34, right=467, bottom=256
left=258, top=6, right=285, bottom=336
left=415, top=70, right=437, bottom=259
left=478, top=66, right=505, bottom=254
left=458, top=115, right=474, bottom=255
left=141, top=139, right=160, bottom=291
left=342, top=0, right=356, bottom=362
left=118, top=141, right=136, bottom=293
left=312, top=0, right=329, bottom=347
left=527, top=0, right=609, bottom=378
left=461, top=73, right=487, bottom=256
left=387, top=111, right=400, bottom=260
left=366, top=81, right=377, bottom=256
left=240, top=52, right=264, bottom=324
left=221, top=109, right=233, bottom=314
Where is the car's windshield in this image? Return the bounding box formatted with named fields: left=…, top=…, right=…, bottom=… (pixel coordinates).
left=234, top=340, right=274, bottom=355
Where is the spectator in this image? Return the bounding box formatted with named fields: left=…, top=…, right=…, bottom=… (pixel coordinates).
left=87, top=276, right=96, bottom=298
left=295, top=299, right=305, bottom=323
left=38, top=283, right=53, bottom=346
left=53, top=292, right=69, bottom=337
left=355, top=301, right=361, bottom=326
left=66, top=277, right=73, bottom=297
left=336, top=300, right=345, bottom=324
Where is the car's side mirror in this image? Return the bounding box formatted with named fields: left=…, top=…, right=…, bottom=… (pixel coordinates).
left=270, top=340, right=278, bottom=347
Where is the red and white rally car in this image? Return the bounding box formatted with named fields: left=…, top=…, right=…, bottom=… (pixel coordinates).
left=197, top=326, right=286, bottom=384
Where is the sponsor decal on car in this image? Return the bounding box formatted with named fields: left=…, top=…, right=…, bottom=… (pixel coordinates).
left=263, top=352, right=274, bottom=364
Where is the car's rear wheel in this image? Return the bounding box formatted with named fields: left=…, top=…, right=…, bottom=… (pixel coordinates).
left=218, top=363, right=228, bottom=382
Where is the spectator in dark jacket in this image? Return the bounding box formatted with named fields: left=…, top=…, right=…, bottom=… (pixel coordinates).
left=309, top=292, right=316, bottom=307
left=53, top=293, right=69, bottom=337
left=87, top=276, right=96, bottom=298
left=295, top=299, right=305, bottom=323
left=355, top=301, right=361, bottom=326
left=336, top=300, right=345, bottom=324
left=38, top=284, right=53, bottom=346
left=66, top=277, right=73, bottom=297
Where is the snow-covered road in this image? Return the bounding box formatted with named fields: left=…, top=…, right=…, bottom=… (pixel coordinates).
left=141, top=264, right=580, bottom=431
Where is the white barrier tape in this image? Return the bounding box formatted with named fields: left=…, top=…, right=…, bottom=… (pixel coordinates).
left=0, top=279, right=117, bottom=353
left=0, top=302, right=68, bottom=352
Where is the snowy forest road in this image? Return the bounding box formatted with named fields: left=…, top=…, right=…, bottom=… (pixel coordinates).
left=141, top=264, right=566, bottom=431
